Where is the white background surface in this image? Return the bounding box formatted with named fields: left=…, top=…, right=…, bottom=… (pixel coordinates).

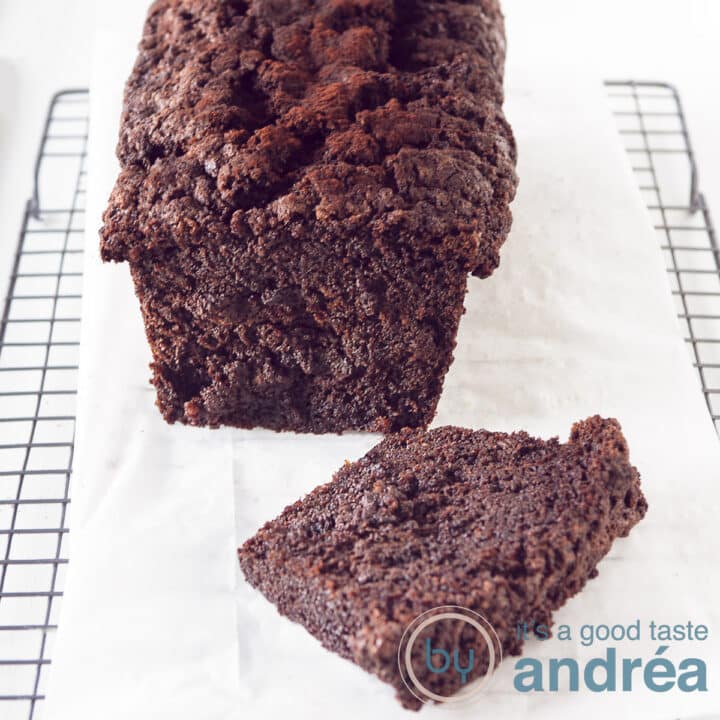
left=1, top=2, right=719, bottom=719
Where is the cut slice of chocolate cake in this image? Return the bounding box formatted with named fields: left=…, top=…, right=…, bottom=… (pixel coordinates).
left=100, top=0, right=518, bottom=432
left=238, top=416, right=647, bottom=709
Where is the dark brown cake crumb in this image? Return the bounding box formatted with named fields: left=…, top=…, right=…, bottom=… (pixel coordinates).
left=100, top=0, right=518, bottom=432
left=238, top=416, right=647, bottom=708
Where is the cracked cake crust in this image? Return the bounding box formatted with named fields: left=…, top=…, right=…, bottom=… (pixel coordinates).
left=101, top=0, right=518, bottom=431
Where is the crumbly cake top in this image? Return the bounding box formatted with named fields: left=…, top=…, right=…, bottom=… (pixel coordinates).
left=101, top=0, right=517, bottom=278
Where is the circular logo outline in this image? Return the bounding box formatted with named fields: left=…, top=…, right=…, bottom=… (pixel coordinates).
left=397, top=605, right=502, bottom=705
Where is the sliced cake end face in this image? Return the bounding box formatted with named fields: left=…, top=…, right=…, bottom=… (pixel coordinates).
left=121, top=232, right=469, bottom=432
left=238, top=417, right=647, bottom=708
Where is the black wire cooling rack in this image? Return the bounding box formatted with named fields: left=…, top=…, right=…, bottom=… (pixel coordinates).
left=0, top=83, right=717, bottom=717
left=606, top=81, right=720, bottom=433
left=0, top=89, right=88, bottom=718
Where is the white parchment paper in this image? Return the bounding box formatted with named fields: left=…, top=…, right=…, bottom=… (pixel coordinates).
left=42, top=4, right=243, bottom=720
left=45, top=2, right=720, bottom=719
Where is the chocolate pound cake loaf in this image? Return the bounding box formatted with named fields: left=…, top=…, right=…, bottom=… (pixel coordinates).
left=239, top=417, right=647, bottom=708
left=100, top=0, right=518, bottom=432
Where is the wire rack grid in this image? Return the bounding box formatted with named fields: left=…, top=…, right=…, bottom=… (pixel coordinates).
left=0, top=83, right=717, bottom=718
left=0, top=89, right=88, bottom=719
left=607, top=80, right=720, bottom=433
